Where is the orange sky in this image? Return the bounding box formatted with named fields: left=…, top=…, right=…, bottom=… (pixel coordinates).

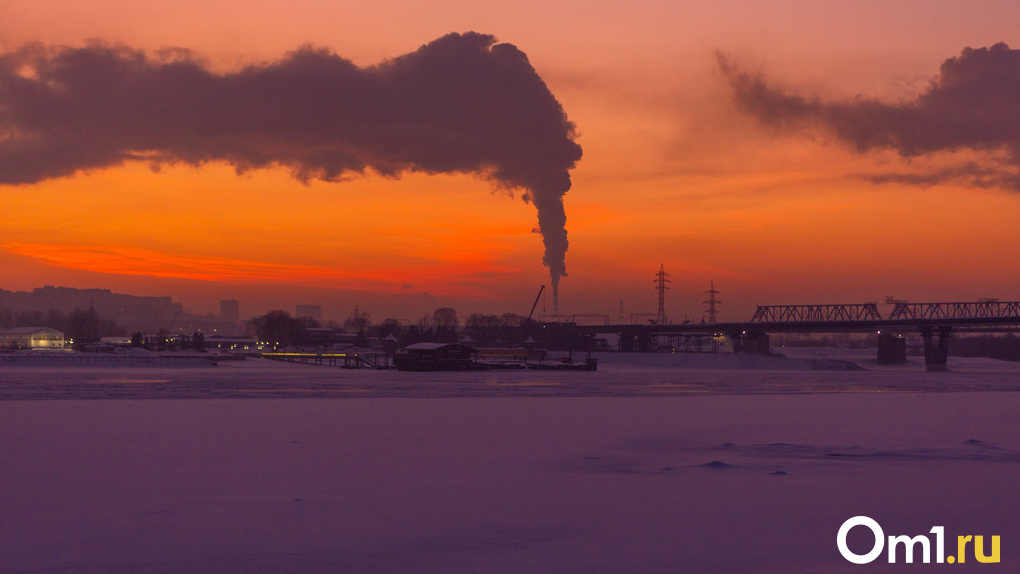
left=3, top=1, right=1020, bottom=322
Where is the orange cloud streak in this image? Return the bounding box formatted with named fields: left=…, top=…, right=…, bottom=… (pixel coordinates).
left=0, top=242, right=518, bottom=298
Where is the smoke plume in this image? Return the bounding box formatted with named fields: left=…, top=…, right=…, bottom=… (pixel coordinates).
left=719, top=43, right=1020, bottom=189
left=0, top=32, right=581, bottom=295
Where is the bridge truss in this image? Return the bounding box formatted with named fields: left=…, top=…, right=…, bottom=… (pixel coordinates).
left=556, top=299, right=1020, bottom=372
left=750, top=304, right=883, bottom=323
left=888, top=301, right=1020, bottom=320
left=749, top=301, right=1020, bottom=322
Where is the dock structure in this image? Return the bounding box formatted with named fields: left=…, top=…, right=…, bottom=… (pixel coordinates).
left=262, top=352, right=393, bottom=369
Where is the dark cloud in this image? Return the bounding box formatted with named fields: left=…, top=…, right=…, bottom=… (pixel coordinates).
left=858, top=162, right=1015, bottom=189
left=0, top=32, right=581, bottom=291
left=719, top=43, right=1020, bottom=189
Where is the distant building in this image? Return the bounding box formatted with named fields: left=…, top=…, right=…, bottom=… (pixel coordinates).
left=0, top=286, right=182, bottom=334
left=220, top=299, right=240, bottom=323
left=296, top=304, right=323, bottom=322
left=2, top=327, right=65, bottom=349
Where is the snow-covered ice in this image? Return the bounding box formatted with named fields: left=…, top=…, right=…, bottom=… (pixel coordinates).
left=1, top=350, right=1017, bottom=572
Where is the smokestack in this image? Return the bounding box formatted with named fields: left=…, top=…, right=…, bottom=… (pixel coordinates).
left=553, top=285, right=559, bottom=315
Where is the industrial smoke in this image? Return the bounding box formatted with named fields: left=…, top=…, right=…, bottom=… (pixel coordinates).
left=719, top=43, right=1020, bottom=190
left=0, top=32, right=581, bottom=304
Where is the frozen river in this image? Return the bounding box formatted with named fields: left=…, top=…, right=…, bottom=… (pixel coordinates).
left=2, top=349, right=1019, bottom=400
left=2, top=350, right=1017, bottom=572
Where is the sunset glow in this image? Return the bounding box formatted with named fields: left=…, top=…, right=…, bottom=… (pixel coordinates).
left=4, top=1, right=1020, bottom=321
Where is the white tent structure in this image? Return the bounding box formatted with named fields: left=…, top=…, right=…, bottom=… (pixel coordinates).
left=2, top=327, right=65, bottom=349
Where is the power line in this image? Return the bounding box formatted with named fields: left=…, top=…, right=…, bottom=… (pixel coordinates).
left=703, top=281, right=720, bottom=324
left=654, top=264, right=671, bottom=324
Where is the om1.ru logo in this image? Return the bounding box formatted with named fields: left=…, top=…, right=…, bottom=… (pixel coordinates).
left=838, top=516, right=1000, bottom=564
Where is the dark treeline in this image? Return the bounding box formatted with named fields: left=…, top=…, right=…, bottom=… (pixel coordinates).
left=370, top=311, right=529, bottom=347
left=377, top=307, right=462, bottom=346
left=246, top=307, right=533, bottom=349
left=950, top=334, right=1020, bottom=361
left=0, top=307, right=126, bottom=343
left=462, top=313, right=527, bottom=347
left=246, top=310, right=322, bottom=348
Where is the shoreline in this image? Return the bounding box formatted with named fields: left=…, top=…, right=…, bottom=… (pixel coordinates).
left=2, top=350, right=1018, bottom=400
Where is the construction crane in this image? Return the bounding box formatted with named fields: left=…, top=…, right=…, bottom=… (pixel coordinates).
left=526, top=285, right=545, bottom=324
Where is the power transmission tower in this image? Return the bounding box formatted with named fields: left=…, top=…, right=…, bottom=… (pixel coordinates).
left=654, top=264, right=671, bottom=324
left=704, top=282, right=720, bottom=323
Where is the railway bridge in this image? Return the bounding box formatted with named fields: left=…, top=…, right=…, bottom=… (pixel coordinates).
left=549, top=301, right=1020, bottom=372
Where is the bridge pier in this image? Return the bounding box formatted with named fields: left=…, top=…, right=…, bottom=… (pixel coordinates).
left=618, top=333, right=635, bottom=352
left=730, top=331, right=770, bottom=355
left=876, top=332, right=907, bottom=365
left=617, top=332, right=653, bottom=352
left=920, top=327, right=952, bottom=372
left=636, top=334, right=652, bottom=352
